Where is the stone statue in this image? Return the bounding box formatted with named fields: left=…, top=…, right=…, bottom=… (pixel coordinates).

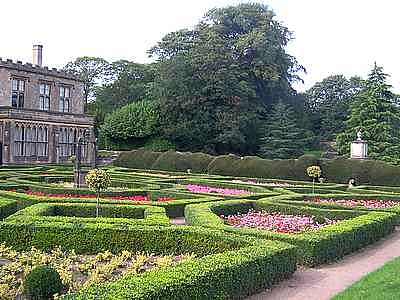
left=348, top=178, right=356, bottom=188
left=357, top=130, right=362, bottom=141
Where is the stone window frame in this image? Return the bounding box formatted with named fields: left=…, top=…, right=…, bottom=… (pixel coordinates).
left=11, top=77, right=27, bottom=109
left=14, top=123, right=49, bottom=158
left=58, top=127, right=88, bottom=160
left=39, top=81, right=52, bottom=111
left=59, top=84, right=72, bottom=113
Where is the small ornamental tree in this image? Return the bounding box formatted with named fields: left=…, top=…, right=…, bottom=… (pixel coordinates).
left=85, top=169, right=111, bottom=217
left=306, top=165, right=321, bottom=195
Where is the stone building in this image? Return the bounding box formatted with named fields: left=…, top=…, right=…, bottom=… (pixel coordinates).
left=0, top=45, right=95, bottom=165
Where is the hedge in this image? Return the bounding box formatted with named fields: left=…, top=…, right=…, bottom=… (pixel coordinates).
left=269, top=193, right=400, bottom=221
left=0, top=188, right=222, bottom=219
left=114, top=149, right=400, bottom=186
left=0, top=218, right=297, bottom=299
left=4, top=203, right=170, bottom=226
left=185, top=199, right=397, bottom=266
left=114, top=149, right=162, bottom=169
left=67, top=239, right=295, bottom=300
left=0, top=199, right=20, bottom=220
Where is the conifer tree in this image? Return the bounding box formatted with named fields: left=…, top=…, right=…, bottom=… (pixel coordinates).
left=336, top=63, right=400, bottom=164
left=259, top=101, right=308, bottom=159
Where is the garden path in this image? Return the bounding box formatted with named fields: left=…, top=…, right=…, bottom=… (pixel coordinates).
left=247, top=227, right=400, bottom=300
left=170, top=217, right=186, bottom=225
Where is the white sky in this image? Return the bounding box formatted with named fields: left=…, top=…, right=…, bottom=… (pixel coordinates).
left=1, top=0, right=399, bottom=92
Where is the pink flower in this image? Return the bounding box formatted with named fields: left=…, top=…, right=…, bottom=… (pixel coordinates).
left=309, top=198, right=399, bottom=209
left=222, top=210, right=337, bottom=234
left=186, top=184, right=251, bottom=196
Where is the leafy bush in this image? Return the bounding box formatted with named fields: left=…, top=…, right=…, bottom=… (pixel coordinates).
left=101, top=100, right=159, bottom=141
left=143, top=137, right=176, bottom=151
left=24, top=265, right=63, bottom=300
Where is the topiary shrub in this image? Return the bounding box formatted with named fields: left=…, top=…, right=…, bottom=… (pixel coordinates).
left=294, top=155, right=320, bottom=180
left=207, top=154, right=242, bottom=175
left=85, top=169, right=111, bottom=217
left=114, top=149, right=162, bottom=169
left=186, top=152, right=214, bottom=173
left=151, top=151, right=191, bottom=172
left=24, top=266, right=63, bottom=300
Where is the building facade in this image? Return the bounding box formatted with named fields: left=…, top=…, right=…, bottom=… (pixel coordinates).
left=0, top=45, right=95, bottom=165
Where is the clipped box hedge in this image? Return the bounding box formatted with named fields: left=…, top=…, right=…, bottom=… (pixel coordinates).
left=185, top=199, right=397, bottom=266
left=0, top=216, right=297, bottom=299
left=0, top=189, right=222, bottom=218
left=66, top=239, right=295, bottom=300
left=114, top=149, right=400, bottom=186
left=4, top=202, right=170, bottom=226
left=270, top=193, right=400, bottom=221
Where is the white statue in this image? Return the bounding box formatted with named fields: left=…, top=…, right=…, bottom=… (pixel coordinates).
left=357, top=130, right=362, bottom=141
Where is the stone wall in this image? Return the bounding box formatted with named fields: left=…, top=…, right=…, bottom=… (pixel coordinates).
left=0, top=59, right=85, bottom=114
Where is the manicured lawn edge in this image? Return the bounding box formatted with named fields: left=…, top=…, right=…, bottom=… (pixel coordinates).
left=333, top=257, right=400, bottom=300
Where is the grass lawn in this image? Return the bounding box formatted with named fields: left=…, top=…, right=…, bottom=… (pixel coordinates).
left=334, top=256, right=400, bottom=300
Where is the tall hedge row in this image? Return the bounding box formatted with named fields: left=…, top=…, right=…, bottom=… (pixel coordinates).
left=115, top=150, right=400, bottom=186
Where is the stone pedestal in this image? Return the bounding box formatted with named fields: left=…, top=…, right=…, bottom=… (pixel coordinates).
left=74, top=169, right=88, bottom=188
left=350, top=140, right=368, bottom=159
left=350, top=130, right=368, bottom=159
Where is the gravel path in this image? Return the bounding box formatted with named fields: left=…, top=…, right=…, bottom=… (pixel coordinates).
left=247, top=228, right=400, bottom=300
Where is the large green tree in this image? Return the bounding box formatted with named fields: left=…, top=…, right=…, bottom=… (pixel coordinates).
left=304, top=75, right=364, bottom=140
left=149, top=3, right=304, bottom=154
left=259, top=101, right=308, bottom=159
left=63, top=57, right=112, bottom=110
left=95, top=60, right=156, bottom=112
left=336, top=64, right=400, bottom=164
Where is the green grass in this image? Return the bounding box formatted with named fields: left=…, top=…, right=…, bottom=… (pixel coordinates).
left=334, top=256, right=400, bottom=300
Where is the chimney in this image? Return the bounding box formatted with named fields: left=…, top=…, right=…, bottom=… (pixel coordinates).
left=33, top=45, right=43, bottom=66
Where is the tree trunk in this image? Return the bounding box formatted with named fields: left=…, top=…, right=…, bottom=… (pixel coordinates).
left=96, top=192, right=100, bottom=217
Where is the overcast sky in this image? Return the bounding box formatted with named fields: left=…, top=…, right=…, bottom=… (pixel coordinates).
left=1, top=0, right=399, bottom=92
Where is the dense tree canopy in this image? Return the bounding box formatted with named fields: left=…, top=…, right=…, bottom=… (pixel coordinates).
left=304, top=75, right=364, bottom=140
left=336, top=64, right=400, bottom=164
left=149, top=3, right=304, bottom=154
left=95, top=61, right=156, bottom=112
left=259, top=101, right=308, bottom=159
left=63, top=57, right=111, bottom=109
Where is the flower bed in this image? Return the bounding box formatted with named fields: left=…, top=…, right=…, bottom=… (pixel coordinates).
left=231, top=180, right=296, bottom=187
left=186, top=184, right=251, bottom=196
left=309, top=198, right=400, bottom=209
left=25, top=191, right=175, bottom=202
left=0, top=243, right=193, bottom=299
left=222, top=210, right=336, bottom=234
